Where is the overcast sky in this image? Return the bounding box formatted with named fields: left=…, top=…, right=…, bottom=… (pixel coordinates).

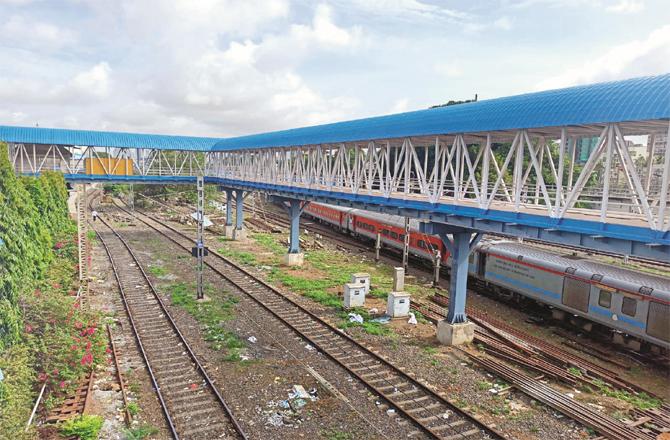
left=0, top=0, right=668, bottom=137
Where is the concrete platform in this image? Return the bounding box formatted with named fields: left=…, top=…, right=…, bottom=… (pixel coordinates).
left=232, top=228, right=247, bottom=241
left=283, top=252, right=304, bottom=266
left=436, top=321, right=475, bottom=346
left=223, top=225, right=235, bottom=238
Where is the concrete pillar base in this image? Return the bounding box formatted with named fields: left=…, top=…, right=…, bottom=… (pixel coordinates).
left=283, top=252, right=304, bottom=266
left=232, top=228, right=247, bottom=241
left=223, top=225, right=235, bottom=238
left=436, top=320, right=475, bottom=346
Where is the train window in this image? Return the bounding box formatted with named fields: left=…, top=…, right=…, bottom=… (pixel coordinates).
left=591, top=274, right=603, bottom=282
left=565, top=267, right=577, bottom=275
left=356, top=221, right=362, bottom=228
left=468, top=254, right=475, bottom=264
left=368, top=224, right=376, bottom=232
left=622, top=297, right=637, bottom=317
left=399, top=234, right=405, bottom=241
left=382, top=229, right=390, bottom=236
left=646, top=302, right=670, bottom=342
left=390, top=231, right=399, bottom=239
left=418, top=240, right=426, bottom=249
left=598, top=290, right=612, bottom=308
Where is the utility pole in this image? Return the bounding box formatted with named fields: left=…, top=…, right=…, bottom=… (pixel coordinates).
left=129, top=183, right=134, bottom=211
left=195, top=176, right=205, bottom=300
left=402, top=216, right=410, bottom=271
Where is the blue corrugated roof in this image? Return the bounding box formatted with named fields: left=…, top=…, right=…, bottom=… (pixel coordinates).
left=1, top=74, right=668, bottom=152
left=211, top=74, right=670, bottom=151
left=0, top=125, right=220, bottom=151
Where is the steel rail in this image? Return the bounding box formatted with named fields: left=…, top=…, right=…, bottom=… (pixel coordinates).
left=93, top=211, right=248, bottom=440
left=107, top=324, right=132, bottom=426
left=94, top=220, right=180, bottom=439
left=114, top=201, right=506, bottom=440
left=410, top=299, right=661, bottom=440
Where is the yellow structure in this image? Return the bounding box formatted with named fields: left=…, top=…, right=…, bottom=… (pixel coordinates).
left=84, top=158, right=134, bottom=175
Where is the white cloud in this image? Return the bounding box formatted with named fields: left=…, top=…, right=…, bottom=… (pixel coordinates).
left=69, top=63, right=112, bottom=98
left=340, top=0, right=469, bottom=20
left=0, top=1, right=364, bottom=136
left=493, top=16, right=513, bottom=30
left=1, top=15, right=76, bottom=51
left=606, top=0, right=644, bottom=13
left=390, top=98, right=409, bottom=113
left=434, top=62, right=463, bottom=78
left=123, top=2, right=363, bottom=134
left=506, top=0, right=645, bottom=12
left=536, top=24, right=670, bottom=90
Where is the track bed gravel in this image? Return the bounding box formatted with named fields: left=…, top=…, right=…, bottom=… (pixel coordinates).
left=113, top=216, right=429, bottom=439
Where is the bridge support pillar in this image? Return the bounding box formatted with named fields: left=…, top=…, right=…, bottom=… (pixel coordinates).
left=283, top=199, right=307, bottom=266
left=421, top=223, right=483, bottom=346
left=223, top=189, right=235, bottom=238
left=233, top=189, right=246, bottom=240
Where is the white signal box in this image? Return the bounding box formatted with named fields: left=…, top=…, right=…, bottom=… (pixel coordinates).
left=351, top=273, right=370, bottom=294
left=344, top=283, right=366, bottom=308
left=387, top=292, right=410, bottom=318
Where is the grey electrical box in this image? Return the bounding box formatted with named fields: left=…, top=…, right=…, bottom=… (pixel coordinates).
left=344, top=282, right=366, bottom=308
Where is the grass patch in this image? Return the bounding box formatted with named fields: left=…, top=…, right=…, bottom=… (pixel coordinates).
left=168, top=283, right=245, bottom=358
left=321, top=429, right=354, bottom=440
left=123, top=424, right=159, bottom=440
left=217, top=247, right=257, bottom=266
left=252, top=232, right=286, bottom=254
left=477, top=380, right=493, bottom=391
left=126, top=401, right=140, bottom=416
left=148, top=265, right=167, bottom=277
left=423, top=346, right=439, bottom=356
left=269, top=268, right=342, bottom=308
left=59, top=415, right=103, bottom=440
left=567, top=366, right=583, bottom=377
left=336, top=308, right=392, bottom=336
left=592, top=379, right=661, bottom=410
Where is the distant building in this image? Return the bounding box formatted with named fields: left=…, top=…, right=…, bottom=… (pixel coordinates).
left=575, top=136, right=599, bottom=164
left=648, top=133, right=667, bottom=157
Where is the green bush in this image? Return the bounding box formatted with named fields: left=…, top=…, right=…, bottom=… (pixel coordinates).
left=0, top=143, right=72, bottom=349
left=123, top=424, right=158, bottom=440
left=0, top=143, right=104, bottom=437
left=59, top=415, right=103, bottom=440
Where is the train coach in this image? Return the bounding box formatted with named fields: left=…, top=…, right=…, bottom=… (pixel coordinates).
left=302, top=202, right=670, bottom=352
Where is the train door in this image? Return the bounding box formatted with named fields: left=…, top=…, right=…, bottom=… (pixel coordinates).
left=477, top=252, right=487, bottom=277
left=561, top=276, right=591, bottom=313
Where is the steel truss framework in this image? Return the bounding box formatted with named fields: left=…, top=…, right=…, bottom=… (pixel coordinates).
left=210, top=121, right=670, bottom=231
left=8, top=143, right=212, bottom=180
left=6, top=120, right=670, bottom=261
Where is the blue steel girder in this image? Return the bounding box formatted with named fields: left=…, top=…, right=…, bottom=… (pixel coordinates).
left=206, top=177, right=670, bottom=262
left=34, top=173, right=199, bottom=185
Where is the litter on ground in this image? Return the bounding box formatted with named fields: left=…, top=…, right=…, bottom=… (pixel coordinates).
left=348, top=313, right=364, bottom=324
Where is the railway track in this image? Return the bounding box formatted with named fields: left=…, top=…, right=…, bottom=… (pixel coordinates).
left=113, top=200, right=504, bottom=440
left=91, top=210, right=248, bottom=440
left=411, top=298, right=667, bottom=440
